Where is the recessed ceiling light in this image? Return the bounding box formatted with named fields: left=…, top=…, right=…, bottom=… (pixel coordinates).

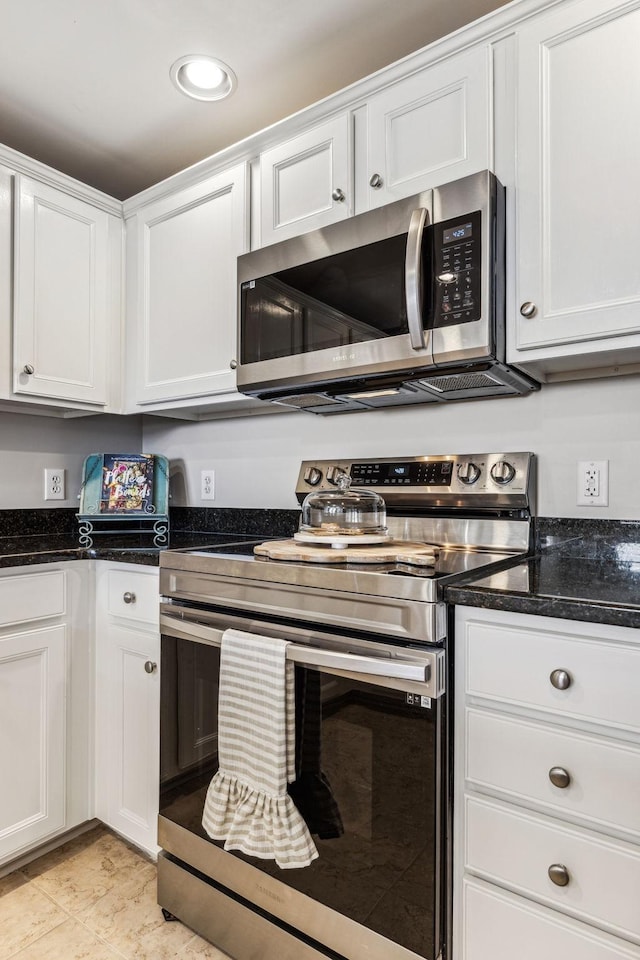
left=170, top=55, right=237, bottom=102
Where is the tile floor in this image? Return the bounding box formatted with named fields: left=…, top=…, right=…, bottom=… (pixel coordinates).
left=0, top=826, right=232, bottom=960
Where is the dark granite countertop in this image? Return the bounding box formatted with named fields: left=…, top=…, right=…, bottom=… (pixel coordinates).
left=446, top=530, right=640, bottom=629
left=0, top=507, right=300, bottom=570
left=0, top=531, right=269, bottom=569
left=2, top=510, right=639, bottom=628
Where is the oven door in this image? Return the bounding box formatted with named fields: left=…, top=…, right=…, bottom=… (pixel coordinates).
left=158, top=606, right=447, bottom=960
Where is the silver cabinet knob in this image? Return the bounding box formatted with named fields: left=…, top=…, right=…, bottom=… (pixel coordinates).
left=549, top=766, right=571, bottom=789
left=230, top=359, right=238, bottom=369
left=144, top=660, right=157, bottom=674
left=331, top=187, right=345, bottom=202
left=123, top=591, right=136, bottom=604
left=548, top=863, right=570, bottom=887
left=23, top=363, right=35, bottom=375
left=369, top=173, right=383, bottom=189
left=520, top=301, right=537, bottom=318
left=550, top=669, right=572, bottom=690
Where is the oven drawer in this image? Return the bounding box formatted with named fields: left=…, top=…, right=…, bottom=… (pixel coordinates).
left=465, top=795, right=640, bottom=943
left=464, top=618, right=640, bottom=734
left=465, top=708, right=640, bottom=840
left=0, top=570, right=65, bottom=627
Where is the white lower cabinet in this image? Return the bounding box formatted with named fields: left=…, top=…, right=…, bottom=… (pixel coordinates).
left=0, top=564, right=92, bottom=867
left=95, top=562, right=160, bottom=855
left=464, top=878, right=640, bottom=960
left=454, top=606, right=640, bottom=959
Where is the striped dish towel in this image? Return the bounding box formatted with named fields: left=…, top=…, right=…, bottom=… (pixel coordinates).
left=201, top=628, right=319, bottom=869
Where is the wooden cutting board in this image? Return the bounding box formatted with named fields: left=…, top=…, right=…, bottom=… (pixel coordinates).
left=253, top=539, right=438, bottom=566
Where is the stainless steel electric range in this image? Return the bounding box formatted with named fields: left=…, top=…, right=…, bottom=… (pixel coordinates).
left=158, top=452, right=535, bottom=960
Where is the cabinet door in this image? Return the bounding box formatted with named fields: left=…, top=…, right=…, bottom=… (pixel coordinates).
left=0, top=625, right=66, bottom=862
left=131, top=162, right=248, bottom=406
left=514, top=0, right=640, bottom=358
left=99, top=621, right=160, bottom=853
left=259, top=114, right=351, bottom=246
left=366, top=46, right=491, bottom=208
left=13, top=175, right=110, bottom=405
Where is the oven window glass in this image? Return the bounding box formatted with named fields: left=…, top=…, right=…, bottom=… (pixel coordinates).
left=160, top=636, right=442, bottom=959
left=240, top=233, right=433, bottom=363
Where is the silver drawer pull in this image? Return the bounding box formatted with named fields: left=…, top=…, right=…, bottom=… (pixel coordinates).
left=550, top=668, right=572, bottom=690
left=520, top=301, right=537, bottom=318
left=123, top=591, right=136, bottom=604
left=23, top=363, right=35, bottom=375
left=549, top=766, right=571, bottom=789
left=144, top=660, right=157, bottom=674
left=548, top=863, right=570, bottom=887
left=331, top=187, right=345, bottom=202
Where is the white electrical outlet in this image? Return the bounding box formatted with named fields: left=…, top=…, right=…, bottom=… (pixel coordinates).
left=577, top=460, right=609, bottom=506
left=44, top=468, right=66, bottom=501
left=200, top=469, right=215, bottom=501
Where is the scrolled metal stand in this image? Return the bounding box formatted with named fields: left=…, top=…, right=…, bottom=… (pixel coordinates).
left=76, top=514, right=169, bottom=549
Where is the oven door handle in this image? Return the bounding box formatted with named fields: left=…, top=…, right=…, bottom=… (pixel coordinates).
left=405, top=206, right=429, bottom=350
left=160, top=612, right=434, bottom=683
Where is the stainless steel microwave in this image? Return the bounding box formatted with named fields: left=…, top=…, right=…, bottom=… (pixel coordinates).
left=236, top=170, right=539, bottom=414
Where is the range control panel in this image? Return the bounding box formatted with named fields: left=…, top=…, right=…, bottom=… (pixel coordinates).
left=296, top=453, right=535, bottom=512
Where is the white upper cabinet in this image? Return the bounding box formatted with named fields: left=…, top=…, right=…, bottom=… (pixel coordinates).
left=12, top=174, right=119, bottom=408
left=126, top=162, right=249, bottom=410
left=257, top=45, right=491, bottom=245
left=365, top=45, right=491, bottom=208
left=259, top=115, right=352, bottom=246
left=511, top=0, right=640, bottom=374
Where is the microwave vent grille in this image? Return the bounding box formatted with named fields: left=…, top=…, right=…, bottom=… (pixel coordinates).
left=417, top=372, right=502, bottom=394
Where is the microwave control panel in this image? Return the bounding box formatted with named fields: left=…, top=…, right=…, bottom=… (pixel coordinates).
left=432, top=209, right=482, bottom=328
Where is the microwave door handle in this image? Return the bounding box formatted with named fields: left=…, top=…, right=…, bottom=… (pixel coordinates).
left=160, top=612, right=430, bottom=683
left=405, top=207, right=429, bottom=350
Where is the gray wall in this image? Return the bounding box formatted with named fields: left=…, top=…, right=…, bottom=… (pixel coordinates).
left=1, top=373, right=638, bottom=519
left=0, top=412, right=142, bottom=508
left=142, top=374, right=640, bottom=519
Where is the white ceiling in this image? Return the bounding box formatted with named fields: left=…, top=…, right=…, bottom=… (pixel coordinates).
left=0, top=0, right=510, bottom=200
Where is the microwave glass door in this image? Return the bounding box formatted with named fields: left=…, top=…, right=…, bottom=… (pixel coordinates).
left=160, top=634, right=444, bottom=960
left=240, top=234, right=432, bottom=364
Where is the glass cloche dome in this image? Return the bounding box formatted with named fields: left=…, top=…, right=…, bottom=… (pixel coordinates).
left=297, top=472, right=387, bottom=540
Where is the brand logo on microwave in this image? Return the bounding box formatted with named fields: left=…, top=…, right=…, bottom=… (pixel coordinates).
left=333, top=353, right=357, bottom=363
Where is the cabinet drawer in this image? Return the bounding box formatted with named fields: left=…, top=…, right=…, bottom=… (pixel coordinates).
left=466, top=709, right=640, bottom=839
left=463, top=877, right=640, bottom=960
left=466, top=796, right=640, bottom=943
left=0, top=570, right=65, bottom=627
left=465, top=618, right=640, bottom=733
left=106, top=569, right=158, bottom=625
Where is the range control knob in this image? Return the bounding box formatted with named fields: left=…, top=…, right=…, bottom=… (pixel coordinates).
left=490, top=460, right=516, bottom=485
left=303, top=466, right=323, bottom=486
left=326, top=465, right=348, bottom=486
left=457, top=461, right=481, bottom=485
